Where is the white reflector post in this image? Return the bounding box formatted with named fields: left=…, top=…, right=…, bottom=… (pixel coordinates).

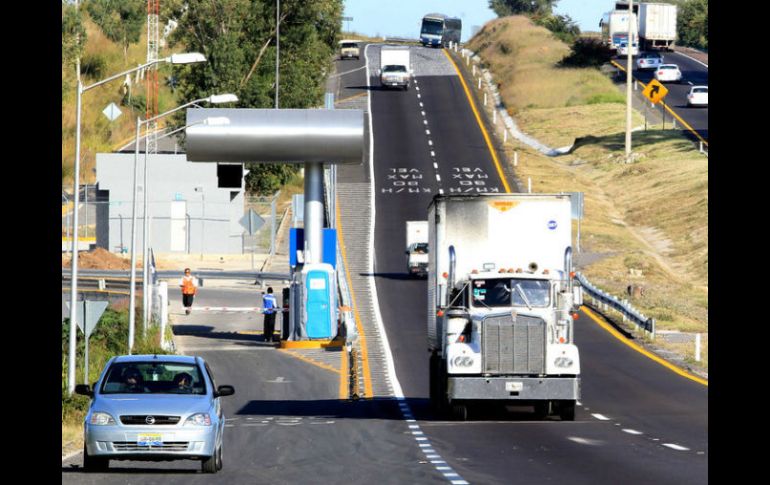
left=185, top=109, right=364, bottom=165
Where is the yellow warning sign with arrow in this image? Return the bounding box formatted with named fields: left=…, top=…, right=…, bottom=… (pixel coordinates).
left=642, top=79, right=669, bottom=104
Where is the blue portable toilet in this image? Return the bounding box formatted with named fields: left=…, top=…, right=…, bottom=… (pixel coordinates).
left=301, top=263, right=337, bottom=339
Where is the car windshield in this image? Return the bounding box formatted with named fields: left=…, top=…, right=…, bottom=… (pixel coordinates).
left=471, top=278, right=551, bottom=308
left=421, top=19, right=443, bottom=35
left=660, top=65, right=677, bottom=69
left=101, top=361, right=207, bottom=395
left=693, top=87, right=707, bottom=93
left=412, top=243, right=428, bottom=253
left=341, top=42, right=358, bottom=49
left=383, top=65, right=407, bottom=73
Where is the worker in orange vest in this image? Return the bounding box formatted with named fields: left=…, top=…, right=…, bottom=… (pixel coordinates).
left=179, top=268, right=198, bottom=315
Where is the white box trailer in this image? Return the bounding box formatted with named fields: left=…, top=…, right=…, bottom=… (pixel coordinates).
left=639, top=3, right=677, bottom=50
left=427, top=194, right=582, bottom=421
left=607, top=10, right=638, bottom=49
left=379, top=46, right=411, bottom=90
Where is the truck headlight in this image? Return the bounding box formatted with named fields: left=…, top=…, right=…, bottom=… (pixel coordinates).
left=554, top=357, right=573, bottom=368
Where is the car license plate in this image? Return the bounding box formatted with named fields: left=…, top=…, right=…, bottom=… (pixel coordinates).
left=138, top=434, right=162, bottom=446
left=505, top=381, right=523, bottom=392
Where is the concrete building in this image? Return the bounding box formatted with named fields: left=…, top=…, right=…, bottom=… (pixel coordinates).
left=95, top=153, right=246, bottom=254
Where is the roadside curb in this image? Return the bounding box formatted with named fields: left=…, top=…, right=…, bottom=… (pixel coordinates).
left=62, top=449, right=81, bottom=463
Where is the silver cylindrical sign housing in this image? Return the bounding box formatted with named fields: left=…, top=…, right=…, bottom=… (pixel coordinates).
left=185, top=109, right=364, bottom=165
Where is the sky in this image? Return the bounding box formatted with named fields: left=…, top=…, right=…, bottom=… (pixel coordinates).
left=342, top=0, right=609, bottom=42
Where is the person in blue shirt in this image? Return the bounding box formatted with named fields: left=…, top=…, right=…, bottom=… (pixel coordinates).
left=262, top=287, right=278, bottom=343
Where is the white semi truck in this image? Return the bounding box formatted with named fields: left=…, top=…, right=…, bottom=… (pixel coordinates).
left=379, top=46, right=411, bottom=90
left=638, top=3, right=677, bottom=51
left=405, top=220, right=429, bottom=278
left=427, top=194, right=582, bottom=421
left=601, top=10, right=638, bottom=50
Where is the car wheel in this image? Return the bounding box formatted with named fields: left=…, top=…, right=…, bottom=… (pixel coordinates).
left=215, top=443, right=223, bottom=471
left=201, top=451, right=218, bottom=473
left=83, top=444, right=109, bottom=472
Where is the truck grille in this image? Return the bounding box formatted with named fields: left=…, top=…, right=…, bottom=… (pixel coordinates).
left=119, top=415, right=181, bottom=425
left=482, top=314, right=545, bottom=375
left=112, top=441, right=189, bottom=452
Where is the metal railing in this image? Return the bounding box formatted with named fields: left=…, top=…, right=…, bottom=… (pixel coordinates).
left=575, top=272, right=655, bottom=337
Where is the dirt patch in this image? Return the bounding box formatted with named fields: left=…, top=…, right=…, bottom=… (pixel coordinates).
left=62, top=247, right=136, bottom=270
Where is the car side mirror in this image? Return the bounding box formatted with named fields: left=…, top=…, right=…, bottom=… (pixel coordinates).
left=75, top=384, right=93, bottom=397
left=215, top=385, right=235, bottom=397
left=375, top=68, right=381, bottom=76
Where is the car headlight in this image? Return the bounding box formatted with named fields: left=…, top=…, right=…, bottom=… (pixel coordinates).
left=452, top=356, right=475, bottom=367
left=89, top=412, right=116, bottom=426
left=554, top=357, right=573, bottom=368
left=185, top=413, right=212, bottom=426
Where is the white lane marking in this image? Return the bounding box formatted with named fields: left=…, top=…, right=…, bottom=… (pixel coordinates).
left=592, top=413, right=610, bottom=421
left=428, top=140, right=433, bottom=146
left=426, top=130, right=431, bottom=135
left=409, top=425, right=419, bottom=429
left=416, top=86, right=420, bottom=91
left=622, top=429, right=643, bottom=435
left=662, top=443, right=690, bottom=451
left=672, top=51, right=708, bottom=68
left=431, top=153, right=436, bottom=160
left=436, top=175, right=441, bottom=182
left=568, top=437, right=604, bottom=446
left=419, top=102, right=424, bottom=107
left=417, top=94, right=421, bottom=99
left=451, top=481, right=470, bottom=485
left=423, top=120, right=428, bottom=125
left=433, top=162, right=438, bottom=169
left=421, top=111, right=426, bottom=116
left=687, top=81, right=693, bottom=85
left=439, top=189, right=444, bottom=194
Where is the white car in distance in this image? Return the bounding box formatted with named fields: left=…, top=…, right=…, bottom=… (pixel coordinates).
left=636, top=52, right=663, bottom=70
left=687, top=85, right=708, bottom=107
left=617, top=41, right=639, bottom=57
left=654, top=64, right=682, bottom=83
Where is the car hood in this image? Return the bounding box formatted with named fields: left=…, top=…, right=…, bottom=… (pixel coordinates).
left=93, top=394, right=212, bottom=417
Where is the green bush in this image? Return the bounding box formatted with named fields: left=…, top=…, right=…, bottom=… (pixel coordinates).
left=559, top=38, right=613, bottom=68
left=587, top=92, right=625, bottom=105
left=80, top=54, right=107, bottom=79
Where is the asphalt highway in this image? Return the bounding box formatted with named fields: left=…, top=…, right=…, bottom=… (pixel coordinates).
left=364, top=44, right=707, bottom=484
left=623, top=50, right=708, bottom=142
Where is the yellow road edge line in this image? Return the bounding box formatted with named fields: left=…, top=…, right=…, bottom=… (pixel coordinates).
left=277, top=348, right=342, bottom=375
left=339, top=341, right=348, bottom=399
left=336, top=92, right=368, bottom=104
left=581, top=305, right=708, bottom=387
left=443, top=49, right=512, bottom=194
left=335, top=193, right=374, bottom=398
left=610, top=60, right=708, bottom=146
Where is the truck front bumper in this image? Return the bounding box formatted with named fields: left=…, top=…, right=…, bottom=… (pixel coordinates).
left=448, top=376, right=580, bottom=401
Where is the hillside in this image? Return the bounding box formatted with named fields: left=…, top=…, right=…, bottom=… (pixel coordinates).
left=62, top=15, right=179, bottom=186
left=467, top=16, right=708, bottom=368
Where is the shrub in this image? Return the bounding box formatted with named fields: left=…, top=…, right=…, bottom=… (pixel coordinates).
left=559, top=38, right=613, bottom=68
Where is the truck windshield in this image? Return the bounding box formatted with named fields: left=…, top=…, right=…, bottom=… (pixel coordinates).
left=412, top=243, right=428, bottom=254
left=383, top=65, right=407, bottom=73
left=471, top=278, right=550, bottom=308
left=421, top=20, right=443, bottom=35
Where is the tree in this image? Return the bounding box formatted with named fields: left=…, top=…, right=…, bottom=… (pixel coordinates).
left=62, top=2, right=87, bottom=68
left=535, top=13, right=580, bottom=44
left=86, top=0, right=145, bottom=62
left=166, top=0, right=343, bottom=195
left=676, top=0, right=708, bottom=50
left=489, top=0, right=559, bottom=17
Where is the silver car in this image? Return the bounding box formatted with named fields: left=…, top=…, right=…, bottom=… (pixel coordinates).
left=75, top=354, right=235, bottom=473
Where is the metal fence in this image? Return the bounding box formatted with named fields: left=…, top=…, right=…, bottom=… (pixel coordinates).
left=575, top=272, right=656, bottom=337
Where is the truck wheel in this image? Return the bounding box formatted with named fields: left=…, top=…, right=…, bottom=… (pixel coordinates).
left=451, top=402, right=469, bottom=421
left=533, top=401, right=551, bottom=420
left=558, top=400, right=576, bottom=421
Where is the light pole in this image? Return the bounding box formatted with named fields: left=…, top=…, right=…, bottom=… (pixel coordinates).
left=69, top=52, right=206, bottom=392
left=276, top=0, right=280, bottom=109
left=67, top=53, right=206, bottom=367
left=625, top=0, right=635, bottom=162
left=138, top=94, right=238, bottom=335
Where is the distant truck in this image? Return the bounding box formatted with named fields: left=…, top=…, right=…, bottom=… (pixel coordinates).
left=379, top=46, right=411, bottom=90
left=601, top=10, right=638, bottom=49
left=427, top=194, right=582, bottom=421
left=406, top=220, right=429, bottom=278
left=638, top=3, right=677, bottom=51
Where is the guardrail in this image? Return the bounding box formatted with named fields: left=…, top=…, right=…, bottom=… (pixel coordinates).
left=576, top=272, right=655, bottom=337
left=63, top=269, right=290, bottom=281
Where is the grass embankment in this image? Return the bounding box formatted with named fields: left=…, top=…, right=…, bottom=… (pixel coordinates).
left=466, top=16, right=708, bottom=370
left=62, top=302, right=172, bottom=456
left=62, top=15, right=179, bottom=185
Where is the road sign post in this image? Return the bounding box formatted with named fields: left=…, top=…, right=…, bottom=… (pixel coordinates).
left=66, top=300, right=108, bottom=385
left=240, top=208, right=265, bottom=270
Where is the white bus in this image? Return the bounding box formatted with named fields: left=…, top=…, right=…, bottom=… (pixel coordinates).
left=420, top=13, right=461, bottom=48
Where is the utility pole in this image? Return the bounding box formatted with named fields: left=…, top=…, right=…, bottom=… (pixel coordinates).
left=275, top=0, right=280, bottom=109
left=625, top=0, right=634, bottom=162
